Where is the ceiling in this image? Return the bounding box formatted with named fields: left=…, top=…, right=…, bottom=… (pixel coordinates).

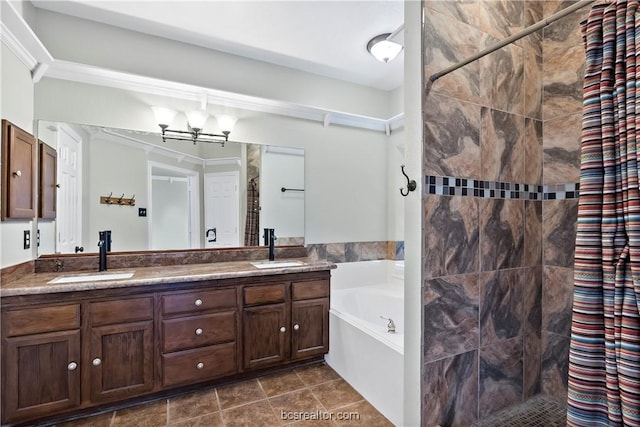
left=30, top=0, right=405, bottom=91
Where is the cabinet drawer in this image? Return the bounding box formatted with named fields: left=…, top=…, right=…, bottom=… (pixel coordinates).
left=162, top=342, right=236, bottom=387
left=244, top=284, right=286, bottom=305
left=162, top=288, right=236, bottom=316
left=292, top=280, right=329, bottom=300
left=5, top=304, right=80, bottom=336
left=162, top=311, right=237, bottom=353
left=90, top=297, right=153, bottom=326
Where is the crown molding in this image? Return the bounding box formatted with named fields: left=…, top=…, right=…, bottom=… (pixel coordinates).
left=0, top=1, right=53, bottom=81
left=45, top=60, right=404, bottom=134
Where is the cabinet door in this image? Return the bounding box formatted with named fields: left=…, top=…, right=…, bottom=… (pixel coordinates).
left=1, top=120, right=36, bottom=220
left=3, top=330, right=80, bottom=424
left=90, top=321, right=153, bottom=403
left=291, top=298, right=329, bottom=360
left=39, top=141, right=57, bottom=219
left=243, top=303, right=288, bottom=370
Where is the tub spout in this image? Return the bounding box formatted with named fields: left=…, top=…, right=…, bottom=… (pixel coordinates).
left=380, top=316, right=396, bottom=334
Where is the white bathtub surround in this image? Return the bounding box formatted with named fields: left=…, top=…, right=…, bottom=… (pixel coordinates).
left=325, top=260, right=404, bottom=426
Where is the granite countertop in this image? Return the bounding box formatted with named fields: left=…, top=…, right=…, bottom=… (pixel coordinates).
left=1, top=258, right=335, bottom=297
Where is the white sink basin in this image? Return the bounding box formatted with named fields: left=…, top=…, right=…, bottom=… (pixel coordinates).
left=49, top=272, right=134, bottom=284
left=251, top=260, right=304, bottom=269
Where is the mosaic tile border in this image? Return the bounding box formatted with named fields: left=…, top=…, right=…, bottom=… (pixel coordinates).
left=425, top=175, right=579, bottom=200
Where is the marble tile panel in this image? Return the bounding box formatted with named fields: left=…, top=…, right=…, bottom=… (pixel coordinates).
left=541, top=331, right=570, bottom=403
left=422, top=350, right=478, bottom=427
left=524, top=330, right=542, bottom=399
left=543, top=199, right=578, bottom=268
left=326, top=242, right=347, bottom=264
left=524, top=119, right=543, bottom=185
left=479, top=336, right=524, bottom=418
left=424, top=273, right=480, bottom=362
left=519, top=1, right=543, bottom=56
left=221, top=400, right=280, bottom=427
left=479, top=199, right=524, bottom=271
left=543, top=112, right=581, bottom=185
left=543, top=266, right=574, bottom=337
left=305, top=244, right=327, bottom=262
left=479, top=40, right=524, bottom=115
left=524, top=200, right=542, bottom=266
left=216, top=379, right=266, bottom=409
left=480, top=108, right=525, bottom=182
left=424, top=0, right=480, bottom=28
left=524, top=51, right=543, bottom=120
left=424, top=195, right=479, bottom=278
left=477, top=0, right=524, bottom=40
left=542, top=4, right=585, bottom=120
left=424, top=9, right=481, bottom=103
left=424, top=93, right=481, bottom=178
left=269, top=389, right=325, bottom=417
left=480, top=269, right=524, bottom=345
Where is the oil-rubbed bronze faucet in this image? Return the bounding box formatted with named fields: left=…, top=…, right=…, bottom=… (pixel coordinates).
left=263, top=228, right=276, bottom=261
left=98, top=230, right=111, bottom=271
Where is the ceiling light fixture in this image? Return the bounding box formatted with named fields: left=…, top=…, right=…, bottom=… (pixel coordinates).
left=367, top=33, right=403, bottom=63
left=151, top=106, right=237, bottom=146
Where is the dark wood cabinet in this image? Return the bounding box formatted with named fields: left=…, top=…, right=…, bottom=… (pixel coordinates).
left=1, top=119, right=36, bottom=220
left=88, top=297, right=155, bottom=403
left=242, top=278, right=329, bottom=370
left=1, top=269, right=330, bottom=425
left=39, top=141, right=57, bottom=219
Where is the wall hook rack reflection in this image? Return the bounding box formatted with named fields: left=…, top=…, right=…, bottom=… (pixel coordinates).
left=400, top=165, right=416, bottom=197
left=100, top=192, right=136, bottom=206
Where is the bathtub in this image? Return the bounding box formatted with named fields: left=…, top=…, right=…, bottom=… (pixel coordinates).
left=325, top=260, right=404, bottom=426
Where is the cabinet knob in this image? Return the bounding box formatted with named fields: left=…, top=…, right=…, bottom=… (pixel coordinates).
left=194, top=299, right=203, bottom=307
left=195, top=328, right=203, bottom=336
left=67, top=361, right=78, bottom=371
left=280, top=326, right=286, bottom=333
left=92, top=358, right=102, bottom=366
left=196, top=362, right=204, bottom=369
left=293, top=324, right=300, bottom=331
left=12, top=170, right=22, bottom=178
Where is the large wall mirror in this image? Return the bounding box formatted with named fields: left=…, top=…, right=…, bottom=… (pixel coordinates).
left=36, top=120, right=305, bottom=255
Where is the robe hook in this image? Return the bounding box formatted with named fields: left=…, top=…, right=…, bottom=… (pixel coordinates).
left=400, top=165, right=416, bottom=197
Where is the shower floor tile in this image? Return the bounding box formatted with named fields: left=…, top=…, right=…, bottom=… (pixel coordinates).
left=472, top=395, right=567, bottom=427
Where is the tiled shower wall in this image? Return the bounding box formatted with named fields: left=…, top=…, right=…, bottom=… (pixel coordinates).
left=421, top=1, right=582, bottom=425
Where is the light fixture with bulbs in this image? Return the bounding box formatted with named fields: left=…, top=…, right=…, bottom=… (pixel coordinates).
left=367, top=32, right=403, bottom=63
left=151, top=106, right=237, bottom=146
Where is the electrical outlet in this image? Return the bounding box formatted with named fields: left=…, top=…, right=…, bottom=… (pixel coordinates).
left=138, top=208, right=147, bottom=217
left=23, top=230, right=30, bottom=250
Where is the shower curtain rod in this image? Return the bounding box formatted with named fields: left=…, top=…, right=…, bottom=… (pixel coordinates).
left=429, top=0, right=596, bottom=83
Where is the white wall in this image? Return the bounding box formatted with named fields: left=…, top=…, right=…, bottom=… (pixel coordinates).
left=34, top=80, right=390, bottom=247
left=0, top=42, right=36, bottom=268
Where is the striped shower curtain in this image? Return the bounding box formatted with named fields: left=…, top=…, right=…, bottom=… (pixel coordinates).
left=567, top=1, right=640, bottom=425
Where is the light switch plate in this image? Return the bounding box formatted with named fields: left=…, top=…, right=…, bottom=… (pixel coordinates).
left=23, top=230, right=30, bottom=250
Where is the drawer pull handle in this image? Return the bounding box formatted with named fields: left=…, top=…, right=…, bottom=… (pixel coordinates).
left=280, top=326, right=286, bottom=333
left=196, top=362, right=204, bottom=369
left=195, top=328, right=203, bottom=336
left=67, top=361, right=78, bottom=371
left=293, top=324, right=300, bottom=331
left=12, top=170, right=22, bottom=178
left=194, top=299, right=203, bottom=307
left=92, top=358, right=102, bottom=366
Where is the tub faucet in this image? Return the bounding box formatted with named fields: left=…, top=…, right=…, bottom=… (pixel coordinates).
left=380, top=316, right=396, bottom=334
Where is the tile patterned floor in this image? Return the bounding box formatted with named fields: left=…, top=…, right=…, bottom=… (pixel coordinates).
left=52, top=363, right=393, bottom=427
left=471, top=395, right=567, bottom=427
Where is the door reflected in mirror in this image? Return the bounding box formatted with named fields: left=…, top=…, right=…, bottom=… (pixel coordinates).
left=36, top=121, right=304, bottom=255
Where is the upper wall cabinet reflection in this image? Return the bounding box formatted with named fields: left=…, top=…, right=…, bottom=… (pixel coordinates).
left=1, top=119, right=36, bottom=220
left=36, top=121, right=305, bottom=255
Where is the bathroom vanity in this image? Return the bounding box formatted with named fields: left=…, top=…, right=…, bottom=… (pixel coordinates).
left=0, top=260, right=332, bottom=425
